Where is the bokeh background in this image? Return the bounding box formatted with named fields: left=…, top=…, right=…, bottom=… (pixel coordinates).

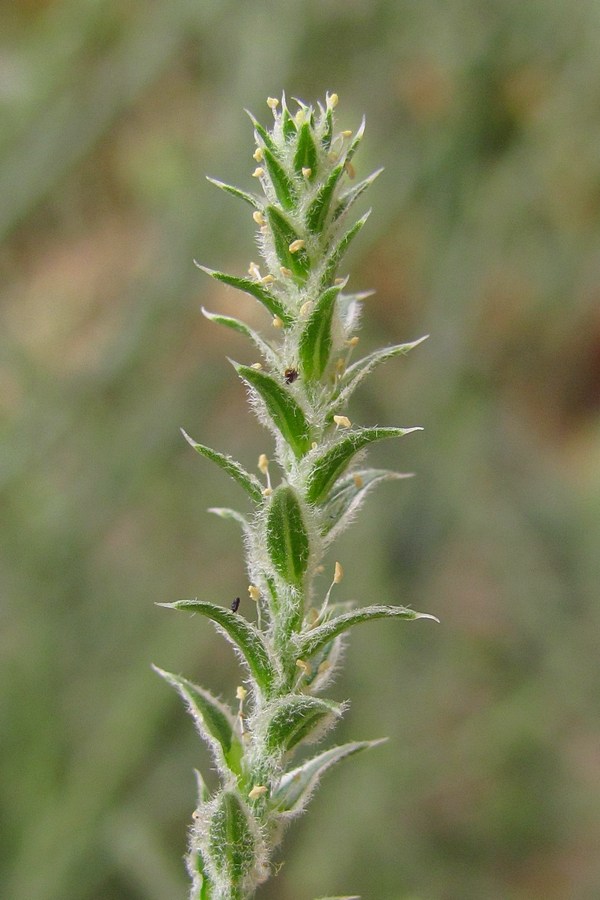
left=2, top=1, right=600, bottom=898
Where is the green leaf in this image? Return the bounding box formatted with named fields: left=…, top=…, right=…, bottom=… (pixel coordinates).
left=320, top=468, right=413, bottom=540
left=245, top=108, right=278, bottom=155
left=280, top=96, right=297, bottom=140
left=201, top=307, right=277, bottom=365
left=332, top=167, right=383, bottom=222
left=306, top=427, right=423, bottom=504
left=181, top=429, right=263, bottom=503
left=320, top=210, right=370, bottom=286
left=265, top=206, right=310, bottom=284
left=159, top=600, right=277, bottom=696
left=206, top=176, right=260, bottom=209
left=294, top=121, right=318, bottom=178
left=334, top=335, right=429, bottom=407
left=298, top=283, right=343, bottom=381
left=322, top=104, right=333, bottom=149
left=262, top=695, right=343, bottom=753
left=296, top=605, right=439, bottom=659
left=262, top=147, right=297, bottom=211
left=207, top=791, right=259, bottom=892
left=266, top=485, right=310, bottom=588
left=344, top=115, right=366, bottom=165
left=306, top=163, right=344, bottom=233
left=272, top=739, right=385, bottom=814
left=195, top=264, right=292, bottom=326
left=234, top=363, right=312, bottom=458
left=153, top=667, right=242, bottom=777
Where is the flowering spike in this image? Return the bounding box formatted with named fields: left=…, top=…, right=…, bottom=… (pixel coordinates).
left=157, top=94, right=435, bottom=899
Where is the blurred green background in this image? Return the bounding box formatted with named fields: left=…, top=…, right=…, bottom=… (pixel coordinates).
left=2, top=1, right=600, bottom=898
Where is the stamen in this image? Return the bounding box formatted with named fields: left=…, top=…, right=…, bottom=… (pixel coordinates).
left=353, top=473, right=364, bottom=489
left=236, top=685, right=247, bottom=735
left=279, top=266, right=293, bottom=278
left=261, top=274, right=275, bottom=284
left=258, top=453, right=272, bottom=492
left=345, top=160, right=356, bottom=179
left=253, top=147, right=264, bottom=162
left=288, top=239, right=305, bottom=254
left=272, top=315, right=284, bottom=329
left=251, top=362, right=262, bottom=370
left=248, top=585, right=261, bottom=602
left=252, top=167, right=265, bottom=178
left=253, top=210, right=266, bottom=226
left=301, top=167, right=312, bottom=178
left=248, top=261, right=261, bottom=279
left=318, top=560, right=343, bottom=620
left=266, top=97, right=279, bottom=110
left=327, top=92, right=339, bottom=109
left=299, top=300, right=313, bottom=317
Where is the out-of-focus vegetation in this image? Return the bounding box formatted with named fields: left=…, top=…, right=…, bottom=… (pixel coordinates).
left=1, top=1, right=599, bottom=898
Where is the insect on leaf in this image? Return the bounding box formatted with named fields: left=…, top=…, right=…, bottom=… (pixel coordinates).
left=234, top=363, right=312, bottom=458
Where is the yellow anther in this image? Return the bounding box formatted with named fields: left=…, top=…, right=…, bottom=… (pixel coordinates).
left=345, top=160, right=356, bottom=179
left=295, top=108, right=306, bottom=126
left=327, top=92, right=339, bottom=109
left=334, top=277, right=345, bottom=285
left=249, top=784, right=268, bottom=799
left=333, top=415, right=351, bottom=429
left=266, top=97, right=279, bottom=109
left=262, top=486, right=273, bottom=497
left=272, top=315, right=284, bottom=329
left=311, top=441, right=318, bottom=450
left=253, top=210, right=266, bottom=226
left=250, top=362, right=262, bottom=370
left=279, top=266, right=293, bottom=278
left=252, top=167, right=265, bottom=178
left=334, top=561, right=344, bottom=584
left=345, top=336, right=360, bottom=347
left=253, top=147, right=264, bottom=162
left=336, top=358, right=346, bottom=373
left=236, top=685, right=248, bottom=701
left=248, top=261, right=261, bottom=279
left=341, top=129, right=353, bottom=138
left=261, top=274, right=275, bottom=284
left=288, top=239, right=305, bottom=254
left=248, top=585, right=261, bottom=602
left=296, top=659, right=312, bottom=677
left=258, top=453, right=269, bottom=474
left=353, top=473, right=364, bottom=489
left=301, top=167, right=312, bottom=178
left=299, top=300, right=313, bottom=317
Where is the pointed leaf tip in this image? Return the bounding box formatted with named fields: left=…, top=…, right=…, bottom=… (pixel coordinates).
left=180, top=428, right=263, bottom=502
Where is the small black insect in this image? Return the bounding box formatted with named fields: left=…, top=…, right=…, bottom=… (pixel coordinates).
left=230, top=597, right=241, bottom=613
left=284, top=368, right=298, bottom=384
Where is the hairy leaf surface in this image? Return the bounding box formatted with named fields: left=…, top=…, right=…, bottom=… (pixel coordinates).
left=160, top=600, right=277, bottom=695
